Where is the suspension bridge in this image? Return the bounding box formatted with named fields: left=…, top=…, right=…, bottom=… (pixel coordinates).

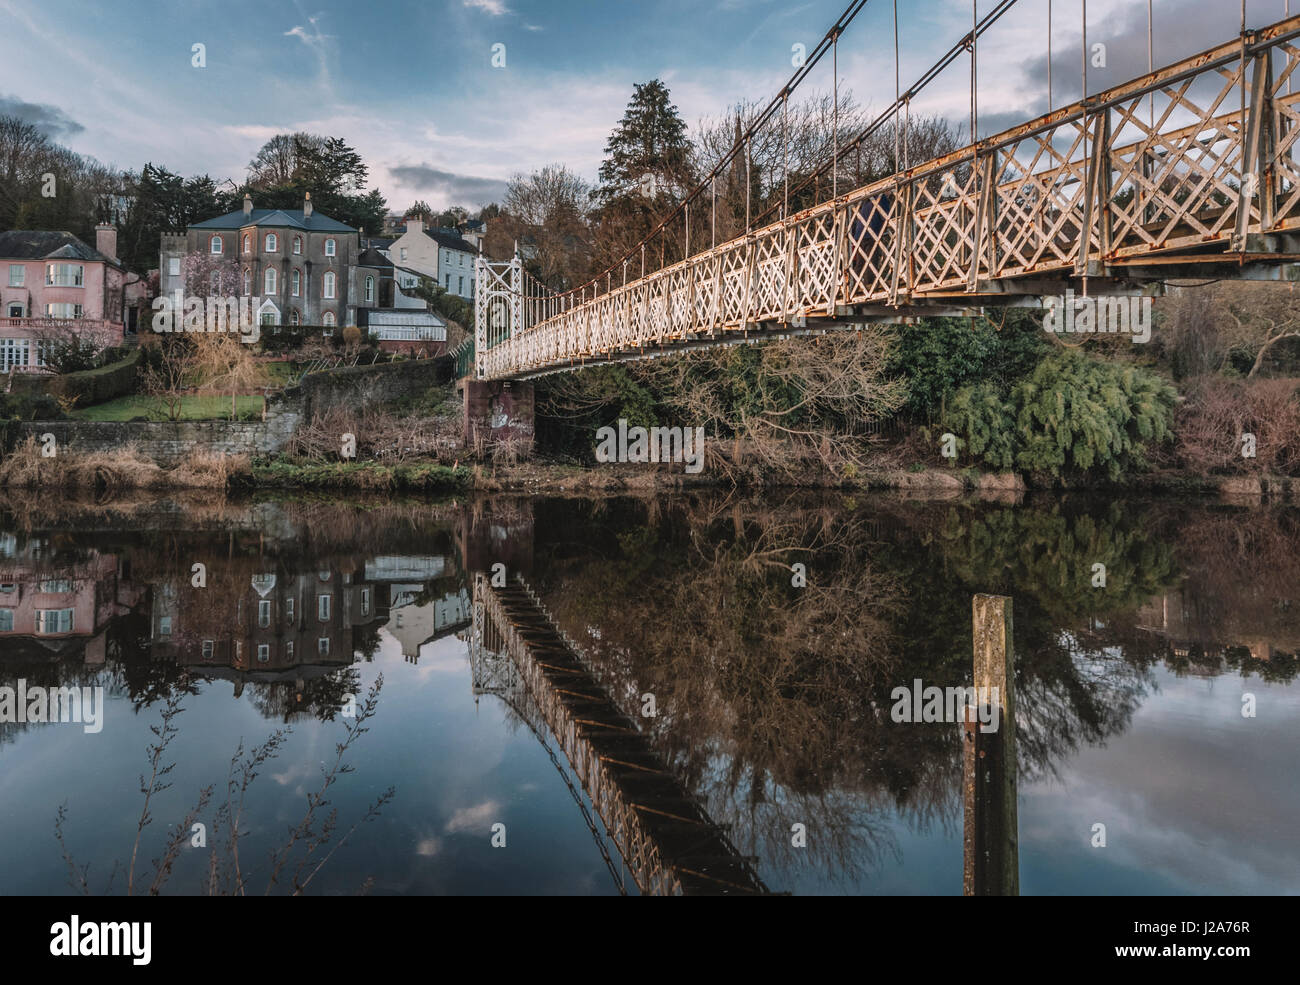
left=469, top=6, right=1300, bottom=385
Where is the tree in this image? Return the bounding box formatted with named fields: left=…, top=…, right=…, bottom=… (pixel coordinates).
left=495, top=164, right=591, bottom=289
left=596, top=80, right=693, bottom=202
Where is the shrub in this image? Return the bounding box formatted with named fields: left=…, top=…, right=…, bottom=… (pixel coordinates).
left=942, top=350, right=1177, bottom=480
left=1175, top=376, right=1300, bottom=474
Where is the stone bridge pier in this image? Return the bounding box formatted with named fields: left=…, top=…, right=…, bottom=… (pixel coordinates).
left=460, top=379, right=534, bottom=448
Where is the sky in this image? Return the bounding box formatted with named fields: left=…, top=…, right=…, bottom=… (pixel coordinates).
left=0, top=0, right=1290, bottom=214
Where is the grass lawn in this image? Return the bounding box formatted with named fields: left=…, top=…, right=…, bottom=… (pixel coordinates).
left=70, top=394, right=265, bottom=422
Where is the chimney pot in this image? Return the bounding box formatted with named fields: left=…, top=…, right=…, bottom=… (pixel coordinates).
left=243, top=193, right=253, bottom=217
left=303, top=192, right=313, bottom=218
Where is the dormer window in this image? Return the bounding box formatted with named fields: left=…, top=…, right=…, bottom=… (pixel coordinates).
left=324, top=238, right=336, bottom=257
left=210, top=235, right=223, bottom=254
left=265, top=233, right=277, bottom=252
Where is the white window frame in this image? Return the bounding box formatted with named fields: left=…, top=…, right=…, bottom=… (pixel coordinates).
left=322, top=271, right=335, bottom=299
left=8, top=264, right=24, bottom=287
left=324, top=238, right=336, bottom=257
left=265, top=233, right=277, bottom=252
left=265, top=267, right=277, bottom=295
left=318, top=594, right=331, bottom=621
left=210, top=235, right=223, bottom=254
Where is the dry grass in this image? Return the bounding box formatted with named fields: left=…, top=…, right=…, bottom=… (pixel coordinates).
left=0, top=436, right=248, bottom=491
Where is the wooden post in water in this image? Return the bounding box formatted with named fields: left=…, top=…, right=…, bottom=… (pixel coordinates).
left=964, top=593, right=1019, bottom=896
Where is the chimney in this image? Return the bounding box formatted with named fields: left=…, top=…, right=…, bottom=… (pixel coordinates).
left=243, top=193, right=253, bottom=217
left=405, top=213, right=424, bottom=234
left=303, top=192, right=313, bottom=218
left=94, top=223, right=117, bottom=262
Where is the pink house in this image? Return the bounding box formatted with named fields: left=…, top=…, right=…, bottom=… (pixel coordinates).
left=0, top=225, right=128, bottom=373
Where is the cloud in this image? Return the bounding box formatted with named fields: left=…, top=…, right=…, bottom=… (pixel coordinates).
left=284, top=15, right=334, bottom=92
left=0, top=94, right=84, bottom=140
left=444, top=800, right=502, bottom=834
left=464, top=0, right=510, bottom=14
left=388, top=165, right=510, bottom=207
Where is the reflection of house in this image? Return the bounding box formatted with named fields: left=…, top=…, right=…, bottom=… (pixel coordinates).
left=151, top=562, right=382, bottom=672
left=0, top=539, right=141, bottom=663
left=386, top=587, right=471, bottom=661
left=1136, top=592, right=1300, bottom=663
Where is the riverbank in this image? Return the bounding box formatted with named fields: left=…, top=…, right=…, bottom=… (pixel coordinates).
left=1, top=439, right=1295, bottom=502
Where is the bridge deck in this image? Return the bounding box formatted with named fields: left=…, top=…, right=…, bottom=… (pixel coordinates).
left=471, top=574, right=771, bottom=895
left=476, top=15, right=1300, bottom=380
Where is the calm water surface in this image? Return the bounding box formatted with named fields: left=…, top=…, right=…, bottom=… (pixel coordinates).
left=0, top=492, right=1296, bottom=895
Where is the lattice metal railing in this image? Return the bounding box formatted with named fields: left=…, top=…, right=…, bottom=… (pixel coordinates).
left=477, top=16, right=1300, bottom=381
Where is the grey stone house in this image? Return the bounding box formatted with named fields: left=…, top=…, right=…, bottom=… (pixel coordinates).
left=158, top=193, right=384, bottom=329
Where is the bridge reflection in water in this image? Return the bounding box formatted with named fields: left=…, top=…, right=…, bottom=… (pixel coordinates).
left=469, top=573, right=772, bottom=896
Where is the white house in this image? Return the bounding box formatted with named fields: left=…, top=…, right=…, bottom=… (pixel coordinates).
left=386, top=215, right=479, bottom=300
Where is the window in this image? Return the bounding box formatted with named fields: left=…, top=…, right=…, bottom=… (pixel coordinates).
left=210, top=235, right=223, bottom=254
left=0, top=583, right=15, bottom=594
left=264, top=267, right=277, bottom=294
left=322, top=311, right=335, bottom=327
left=39, top=579, right=73, bottom=593
left=291, top=269, right=300, bottom=296
left=158, top=615, right=171, bottom=636
left=45, top=303, right=83, bottom=319
left=202, top=640, right=214, bottom=659
left=365, top=276, right=374, bottom=303
left=7, top=303, right=22, bottom=318
left=318, top=594, right=331, bottom=620
left=0, top=609, right=12, bottom=632
left=286, top=597, right=295, bottom=621
left=459, top=253, right=465, bottom=266
left=322, top=272, right=335, bottom=299
left=399, top=247, right=407, bottom=262
left=318, top=638, right=330, bottom=655
left=1, top=338, right=30, bottom=371
left=35, top=608, right=74, bottom=634
left=361, top=588, right=370, bottom=615
left=458, top=276, right=464, bottom=295
left=286, top=641, right=294, bottom=659
left=8, top=264, right=23, bottom=287
left=243, top=268, right=251, bottom=296
left=293, top=236, right=302, bottom=254
left=257, top=644, right=270, bottom=663
left=45, top=263, right=84, bottom=287
left=289, top=308, right=301, bottom=326
left=324, top=238, right=336, bottom=256
left=265, top=233, right=277, bottom=252
left=258, top=600, right=271, bottom=627
left=243, top=234, right=251, bottom=254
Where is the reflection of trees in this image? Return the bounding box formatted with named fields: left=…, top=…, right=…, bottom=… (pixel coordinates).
left=245, top=667, right=362, bottom=723
left=531, top=494, right=1196, bottom=885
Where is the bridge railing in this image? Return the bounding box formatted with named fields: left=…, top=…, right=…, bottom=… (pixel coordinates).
left=478, top=15, right=1300, bottom=380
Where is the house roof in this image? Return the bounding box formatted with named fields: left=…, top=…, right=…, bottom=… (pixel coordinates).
left=424, top=227, right=479, bottom=255
left=357, top=247, right=393, bottom=269
left=0, top=230, right=118, bottom=266
left=190, top=207, right=356, bottom=233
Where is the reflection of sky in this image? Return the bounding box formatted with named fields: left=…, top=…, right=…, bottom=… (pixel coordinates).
left=3, top=601, right=1297, bottom=896
left=757, top=667, right=1299, bottom=895
left=0, top=628, right=620, bottom=895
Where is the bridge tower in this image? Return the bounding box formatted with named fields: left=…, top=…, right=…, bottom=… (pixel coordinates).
left=462, top=253, right=534, bottom=449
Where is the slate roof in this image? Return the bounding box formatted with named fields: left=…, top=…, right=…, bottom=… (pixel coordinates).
left=190, top=208, right=356, bottom=232
left=0, top=230, right=118, bottom=266
left=424, top=227, right=479, bottom=255
left=357, top=247, right=393, bottom=269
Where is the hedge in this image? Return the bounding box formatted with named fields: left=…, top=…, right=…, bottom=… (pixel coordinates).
left=9, top=348, right=142, bottom=408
